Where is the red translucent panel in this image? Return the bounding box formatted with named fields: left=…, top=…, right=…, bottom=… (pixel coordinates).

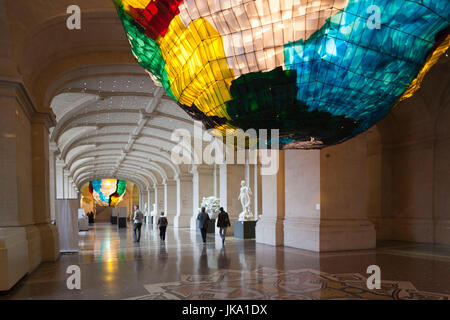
left=129, top=0, right=183, bottom=40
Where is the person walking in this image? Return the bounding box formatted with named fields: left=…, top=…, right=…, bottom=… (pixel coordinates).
left=217, top=207, right=231, bottom=245
left=133, top=205, right=144, bottom=242
left=157, top=212, right=168, bottom=242
left=197, top=207, right=210, bottom=244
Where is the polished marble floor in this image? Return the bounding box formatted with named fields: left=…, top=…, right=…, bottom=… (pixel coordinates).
left=2, top=223, right=450, bottom=300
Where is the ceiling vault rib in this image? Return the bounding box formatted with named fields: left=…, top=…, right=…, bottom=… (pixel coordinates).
left=113, top=87, right=164, bottom=175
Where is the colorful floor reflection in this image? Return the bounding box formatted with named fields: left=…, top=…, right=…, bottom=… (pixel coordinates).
left=129, top=268, right=450, bottom=300
left=2, top=223, right=450, bottom=300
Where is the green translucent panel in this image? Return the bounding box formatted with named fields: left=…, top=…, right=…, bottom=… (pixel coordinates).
left=116, top=180, right=127, bottom=196
left=116, top=5, right=175, bottom=99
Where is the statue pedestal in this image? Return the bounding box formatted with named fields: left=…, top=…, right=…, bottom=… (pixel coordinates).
left=195, top=218, right=216, bottom=233
left=111, top=208, right=117, bottom=225
left=118, top=218, right=127, bottom=228
left=234, top=220, right=257, bottom=239
left=117, top=207, right=127, bottom=229
left=207, top=219, right=216, bottom=234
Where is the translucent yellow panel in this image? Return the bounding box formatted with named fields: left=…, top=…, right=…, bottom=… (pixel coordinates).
left=100, top=179, right=117, bottom=198
left=121, top=0, right=151, bottom=11
left=399, top=34, right=450, bottom=103
left=158, top=16, right=235, bottom=121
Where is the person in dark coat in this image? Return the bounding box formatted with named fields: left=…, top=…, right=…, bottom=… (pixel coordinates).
left=197, top=207, right=210, bottom=244
left=157, top=212, right=168, bottom=242
left=216, top=207, right=231, bottom=245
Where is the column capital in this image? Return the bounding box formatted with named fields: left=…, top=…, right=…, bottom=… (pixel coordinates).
left=0, top=79, right=35, bottom=120
left=49, top=142, right=59, bottom=153
left=31, top=111, right=56, bottom=131
left=176, top=173, right=193, bottom=182
left=164, top=179, right=177, bottom=186
left=190, top=164, right=214, bottom=175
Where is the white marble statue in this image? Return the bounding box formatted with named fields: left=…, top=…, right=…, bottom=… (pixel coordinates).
left=238, top=180, right=254, bottom=221
left=143, top=203, right=148, bottom=216
left=150, top=203, right=157, bottom=216
left=200, top=196, right=221, bottom=219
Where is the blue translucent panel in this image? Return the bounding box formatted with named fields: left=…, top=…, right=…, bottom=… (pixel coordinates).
left=284, top=0, right=450, bottom=136
left=90, top=180, right=110, bottom=203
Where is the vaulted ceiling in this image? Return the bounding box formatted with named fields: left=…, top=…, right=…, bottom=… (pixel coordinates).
left=1, top=0, right=203, bottom=191
left=49, top=64, right=197, bottom=191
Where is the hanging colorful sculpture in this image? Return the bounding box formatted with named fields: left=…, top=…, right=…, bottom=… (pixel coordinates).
left=113, top=0, right=450, bottom=148
left=89, top=179, right=127, bottom=207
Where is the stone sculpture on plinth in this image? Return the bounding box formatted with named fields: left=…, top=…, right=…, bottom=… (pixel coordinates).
left=199, top=196, right=220, bottom=233
left=200, top=196, right=220, bottom=219
left=238, top=180, right=253, bottom=221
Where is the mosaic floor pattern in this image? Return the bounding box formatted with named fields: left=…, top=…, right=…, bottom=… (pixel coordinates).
left=129, top=268, right=450, bottom=300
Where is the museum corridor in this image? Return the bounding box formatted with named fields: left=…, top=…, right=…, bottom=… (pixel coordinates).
left=1, top=223, right=450, bottom=300
left=1, top=0, right=449, bottom=301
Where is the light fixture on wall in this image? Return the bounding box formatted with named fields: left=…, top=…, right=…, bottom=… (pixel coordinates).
left=113, top=0, right=450, bottom=149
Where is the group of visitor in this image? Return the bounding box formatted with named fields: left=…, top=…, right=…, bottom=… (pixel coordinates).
left=196, top=207, right=231, bottom=245
left=131, top=205, right=169, bottom=243
left=131, top=205, right=231, bottom=245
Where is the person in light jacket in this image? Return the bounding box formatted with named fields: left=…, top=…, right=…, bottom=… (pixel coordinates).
left=216, top=207, right=231, bottom=245
left=133, top=205, right=144, bottom=242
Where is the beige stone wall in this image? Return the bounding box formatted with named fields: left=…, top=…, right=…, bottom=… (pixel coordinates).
left=79, top=183, right=94, bottom=214
left=365, top=59, right=450, bottom=245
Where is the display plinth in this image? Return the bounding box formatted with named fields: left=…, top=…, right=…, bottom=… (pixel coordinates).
left=118, top=207, right=127, bottom=229
left=111, top=216, right=117, bottom=224
left=111, top=207, right=118, bottom=225
left=196, top=218, right=216, bottom=233
left=234, top=220, right=257, bottom=239
left=207, top=219, right=216, bottom=234
left=118, top=218, right=126, bottom=228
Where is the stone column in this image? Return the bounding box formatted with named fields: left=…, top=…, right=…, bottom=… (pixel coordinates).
left=0, top=10, right=58, bottom=290
left=146, top=187, right=151, bottom=222
left=156, top=184, right=165, bottom=217
left=219, top=163, right=246, bottom=235
left=63, top=170, right=70, bottom=199
left=253, top=163, right=262, bottom=218
left=0, top=80, right=34, bottom=290
left=319, top=134, right=376, bottom=251
left=152, top=186, right=158, bottom=216
left=48, top=143, right=57, bottom=221
left=68, top=178, right=75, bottom=198
left=55, top=158, right=65, bottom=199
left=245, top=155, right=261, bottom=220
left=190, top=165, right=214, bottom=230
left=174, top=174, right=193, bottom=228
left=213, top=165, right=219, bottom=198
left=31, top=113, right=60, bottom=262
left=255, top=151, right=285, bottom=246
left=164, top=179, right=177, bottom=224
left=283, top=150, right=321, bottom=251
